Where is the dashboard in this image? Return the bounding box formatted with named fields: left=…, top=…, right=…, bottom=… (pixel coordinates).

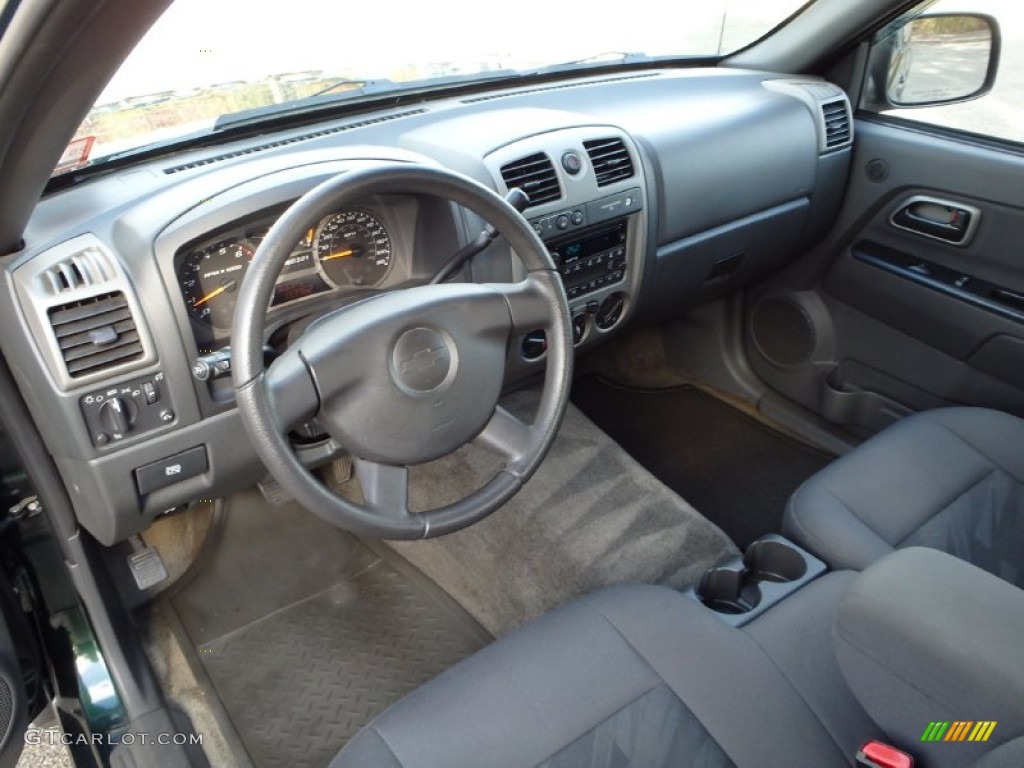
left=0, top=69, right=854, bottom=545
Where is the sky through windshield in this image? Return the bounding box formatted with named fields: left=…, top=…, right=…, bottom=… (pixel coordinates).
left=63, top=0, right=809, bottom=172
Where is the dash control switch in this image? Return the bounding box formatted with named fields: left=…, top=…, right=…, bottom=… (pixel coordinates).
left=134, top=446, right=208, bottom=495
left=81, top=372, right=173, bottom=447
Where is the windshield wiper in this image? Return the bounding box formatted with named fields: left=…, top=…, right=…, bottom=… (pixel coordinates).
left=214, top=71, right=519, bottom=132
left=306, top=78, right=386, bottom=99
left=213, top=78, right=403, bottom=131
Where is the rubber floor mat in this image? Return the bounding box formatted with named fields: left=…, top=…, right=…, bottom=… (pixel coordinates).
left=572, top=378, right=834, bottom=548
left=168, top=492, right=489, bottom=768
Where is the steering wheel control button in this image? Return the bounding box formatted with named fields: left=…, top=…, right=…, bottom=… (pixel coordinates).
left=392, top=327, right=454, bottom=394
left=134, top=446, right=208, bottom=495
left=561, top=151, right=583, bottom=175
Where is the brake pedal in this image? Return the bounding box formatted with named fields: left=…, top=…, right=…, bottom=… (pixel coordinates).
left=126, top=543, right=168, bottom=591
left=258, top=476, right=293, bottom=506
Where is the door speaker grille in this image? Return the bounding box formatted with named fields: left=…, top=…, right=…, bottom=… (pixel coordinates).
left=751, top=297, right=816, bottom=366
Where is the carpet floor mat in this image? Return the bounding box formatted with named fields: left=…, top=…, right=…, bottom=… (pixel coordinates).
left=572, top=378, right=834, bottom=549
left=166, top=491, right=489, bottom=768
left=385, top=388, right=738, bottom=637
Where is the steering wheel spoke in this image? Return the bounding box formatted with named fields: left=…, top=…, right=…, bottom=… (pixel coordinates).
left=353, top=458, right=411, bottom=519
left=263, top=347, right=320, bottom=432
left=473, top=405, right=533, bottom=470
left=492, top=273, right=560, bottom=336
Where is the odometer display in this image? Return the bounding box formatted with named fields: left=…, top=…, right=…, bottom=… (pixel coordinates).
left=314, top=210, right=392, bottom=287
left=272, top=274, right=330, bottom=306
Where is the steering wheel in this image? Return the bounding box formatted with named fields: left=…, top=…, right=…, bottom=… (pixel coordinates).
left=231, top=164, right=573, bottom=539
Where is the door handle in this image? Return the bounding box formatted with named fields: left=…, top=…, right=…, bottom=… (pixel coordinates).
left=890, top=195, right=980, bottom=245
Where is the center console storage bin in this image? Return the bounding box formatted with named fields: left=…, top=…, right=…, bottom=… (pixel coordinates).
left=835, top=547, right=1024, bottom=768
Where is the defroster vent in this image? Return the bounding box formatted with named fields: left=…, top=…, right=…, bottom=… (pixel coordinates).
left=821, top=99, right=852, bottom=150
left=499, top=153, right=561, bottom=206
left=48, top=292, right=144, bottom=378
left=584, top=138, right=634, bottom=186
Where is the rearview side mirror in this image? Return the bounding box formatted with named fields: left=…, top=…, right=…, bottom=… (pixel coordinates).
left=869, top=13, right=1001, bottom=108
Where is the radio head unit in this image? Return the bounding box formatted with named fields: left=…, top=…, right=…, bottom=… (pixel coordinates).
left=549, top=220, right=627, bottom=300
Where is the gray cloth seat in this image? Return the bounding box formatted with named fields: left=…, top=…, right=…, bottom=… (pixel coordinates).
left=333, top=572, right=1024, bottom=767
left=783, top=407, right=1024, bottom=585
left=334, top=576, right=884, bottom=767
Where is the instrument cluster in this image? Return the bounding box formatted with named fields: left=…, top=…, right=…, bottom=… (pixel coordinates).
left=176, top=206, right=393, bottom=336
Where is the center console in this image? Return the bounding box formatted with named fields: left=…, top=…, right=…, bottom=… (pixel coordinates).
left=685, top=534, right=827, bottom=626
left=484, top=127, right=646, bottom=356
left=835, top=547, right=1024, bottom=767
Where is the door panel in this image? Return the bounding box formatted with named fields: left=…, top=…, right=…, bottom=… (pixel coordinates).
left=746, top=118, right=1024, bottom=436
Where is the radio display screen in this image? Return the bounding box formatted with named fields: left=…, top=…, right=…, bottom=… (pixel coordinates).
left=548, top=221, right=628, bottom=298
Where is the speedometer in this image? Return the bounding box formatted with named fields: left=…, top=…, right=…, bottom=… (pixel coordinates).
left=178, top=239, right=254, bottom=328
left=314, top=210, right=392, bottom=288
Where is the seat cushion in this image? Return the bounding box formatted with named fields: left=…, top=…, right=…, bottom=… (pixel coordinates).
left=332, top=581, right=870, bottom=768
left=783, top=407, right=1024, bottom=584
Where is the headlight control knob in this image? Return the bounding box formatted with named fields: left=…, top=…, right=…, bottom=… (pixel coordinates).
left=98, top=397, right=135, bottom=436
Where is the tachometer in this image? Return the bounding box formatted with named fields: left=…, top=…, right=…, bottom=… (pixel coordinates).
left=178, top=239, right=254, bottom=328
left=314, top=210, right=392, bottom=287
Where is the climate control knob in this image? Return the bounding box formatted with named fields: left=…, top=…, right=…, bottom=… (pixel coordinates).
left=595, top=293, right=626, bottom=331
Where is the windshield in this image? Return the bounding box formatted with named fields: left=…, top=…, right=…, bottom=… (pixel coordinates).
left=57, top=0, right=810, bottom=175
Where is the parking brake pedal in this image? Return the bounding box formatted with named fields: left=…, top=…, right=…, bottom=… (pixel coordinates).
left=126, top=537, right=169, bottom=591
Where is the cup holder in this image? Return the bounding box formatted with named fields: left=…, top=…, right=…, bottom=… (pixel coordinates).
left=689, top=535, right=826, bottom=626
left=697, top=566, right=761, bottom=614
left=744, top=539, right=807, bottom=583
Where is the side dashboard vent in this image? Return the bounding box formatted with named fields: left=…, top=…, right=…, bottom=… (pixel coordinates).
left=821, top=98, right=852, bottom=150
left=48, top=292, right=144, bottom=378
left=40, top=248, right=116, bottom=295
left=584, top=138, right=634, bottom=186
left=499, top=153, right=561, bottom=205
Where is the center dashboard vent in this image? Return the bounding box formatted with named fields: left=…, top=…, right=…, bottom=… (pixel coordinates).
left=499, top=153, right=561, bottom=206
left=583, top=138, right=634, bottom=186
left=821, top=98, right=852, bottom=150
left=48, top=292, right=144, bottom=378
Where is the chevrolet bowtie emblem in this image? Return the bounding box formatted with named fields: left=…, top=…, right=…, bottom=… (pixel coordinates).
left=393, top=328, right=453, bottom=393
left=401, top=346, right=446, bottom=374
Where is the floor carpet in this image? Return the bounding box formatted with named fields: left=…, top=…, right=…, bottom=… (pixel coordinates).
left=572, top=378, right=834, bottom=549
left=386, top=388, right=738, bottom=636
left=167, top=491, right=490, bottom=768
